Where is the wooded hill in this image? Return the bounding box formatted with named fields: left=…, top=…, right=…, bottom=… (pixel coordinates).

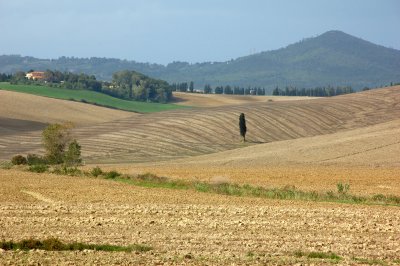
left=1, top=31, right=399, bottom=92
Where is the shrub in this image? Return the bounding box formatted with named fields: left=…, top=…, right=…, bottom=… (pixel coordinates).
left=0, top=161, right=13, bottom=169
left=63, top=140, right=82, bottom=166
left=42, top=238, right=65, bottom=251
left=20, top=238, right=43, bottom=250
left=90, top=166, right=103, bottom=177
left=42, top=123, right=73, bottom=164
left=28, top=164, right=49, bottom=173
left=27, top=154, right=48, bottom=165
left=11, top=155, right=27, bottom=165
left=337, top=183, right=350, bottom=194
left=105, top=170, right=121, bottom=179
left=136, top=172, right=168, bottom=182
left=52, top=166, right=82, bottom=176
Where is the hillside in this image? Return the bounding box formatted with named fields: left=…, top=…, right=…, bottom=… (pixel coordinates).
left=0, top=90, right=134, bottom=125
left=0, top=90, right=134, bottom=137
left=1, top=85, right=399, bottom=163
left=104, top=119, right=400, bottom=196
left=1, top=31, right=399, bottom=91
left=173, top=92, right=318, bottom=107
left=0, top=83, right=185, bottom=113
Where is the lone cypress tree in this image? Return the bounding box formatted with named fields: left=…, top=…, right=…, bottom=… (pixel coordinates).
left=239, top=113, right=247, bottom=142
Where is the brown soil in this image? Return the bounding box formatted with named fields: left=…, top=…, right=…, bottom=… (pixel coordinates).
left=173, top=91, right=318, bottom=107
left=0, top=169, right=399, bottom=265
left=2, top=86, right=400, bottom=163
left=0, top=90, right=134, bottom=126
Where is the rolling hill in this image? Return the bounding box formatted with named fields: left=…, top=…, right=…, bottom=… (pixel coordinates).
left=1, top=85, right=399, bottom=163
left=0, top=83, right=186, bottom=113
left=1, top=31, right=399, bottom=91
left=173, top=92, right=318, bottom=107
left=0, top=90, right=133, bottom=136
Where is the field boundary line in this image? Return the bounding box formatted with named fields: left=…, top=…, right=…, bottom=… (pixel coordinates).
left=317, top=140, right=400, bottom=162
left=21, top=190, right=59, bottom=204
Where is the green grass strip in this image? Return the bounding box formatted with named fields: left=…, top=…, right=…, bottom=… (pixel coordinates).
left=0, top=82, right=187, bottom=113
left=19, top=165, right=400, bottom=207
left=0, top=238, right=152, bottom=252
left=295, top=250, right=342, bottom=261
left=93, top=170, right=400, bottom=207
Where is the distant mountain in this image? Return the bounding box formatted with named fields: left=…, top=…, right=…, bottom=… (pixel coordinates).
left=1, top=31, right=399, bottom=92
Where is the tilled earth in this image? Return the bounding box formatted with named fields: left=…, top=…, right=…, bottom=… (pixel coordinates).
left=1, top=170, right=400, bottom=265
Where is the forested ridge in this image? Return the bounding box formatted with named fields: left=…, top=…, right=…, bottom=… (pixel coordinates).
left=1, top=31, right=399, bottom=92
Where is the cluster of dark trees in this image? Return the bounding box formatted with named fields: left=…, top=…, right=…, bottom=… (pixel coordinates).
left=0, top=73, right=12, bottom=82
left=9, top=70, right=102, bottom=91
left=171, top=81, right=194, bottom=92
left=203, top=84, right=267, bottom=95
left=105, top=70, right=173, bottom=103
left=42, top=70, right=102, bottom=91
left=3, top=70, right=174, bottom=103
left=272, top=86, right=354, bottom=97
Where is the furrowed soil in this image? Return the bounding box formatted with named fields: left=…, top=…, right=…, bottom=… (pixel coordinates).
left=1, top=86, right=400, bottom=163
left=102, top=117, right=400, bottom=196
left=1, top=86, right=400, bottom=265
left=173, top=91, right=318, bottom=107
left=0, top=90, right=133, bottom=126
left=1, top=170, right=399, bottom=265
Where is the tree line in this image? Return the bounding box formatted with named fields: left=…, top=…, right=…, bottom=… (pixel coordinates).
left=171, top=81, right=195, bottom=92
left=2, top=70, right=174, bottom=103
left=0, top=73, right=12, bottom=82
left=272, top=86, right=354, bottom=97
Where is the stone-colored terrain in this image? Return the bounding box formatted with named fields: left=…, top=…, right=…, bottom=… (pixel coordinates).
left=1, top=86, right=400, bottom=163
left=1, top=170, right=399, bottom=265
left=1, top=86, right=400, bottom=265
left=173, top=91, right=318, bottom=107
left=0, top=90, right=133, bottom=126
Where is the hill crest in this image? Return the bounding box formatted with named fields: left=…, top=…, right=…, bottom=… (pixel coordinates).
left=1, top=30, right=399, bottom=90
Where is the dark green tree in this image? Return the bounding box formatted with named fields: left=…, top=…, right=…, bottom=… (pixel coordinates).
left=189, top=81, right=194, bottom=92
left=203, top=84, right=212, bottom=94
left=239, top=113, right=247, bottom=142
left=215, top=86, right=223, bottom=94
left=64, top=140, right=82, bottom=166
left=223, top=85, right=233, bottom=94
left=42, top=123, right=73, bottom=164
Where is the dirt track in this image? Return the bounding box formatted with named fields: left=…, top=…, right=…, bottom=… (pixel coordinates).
left=0, top=170, right=399, bottom=265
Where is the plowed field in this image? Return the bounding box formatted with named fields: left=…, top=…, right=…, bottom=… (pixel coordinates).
left=0, top=170, right=399, bottom=265
left=1, top=86, right=399, bottom=163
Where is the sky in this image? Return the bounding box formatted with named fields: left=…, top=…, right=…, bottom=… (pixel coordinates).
left=0, top=0, right=399, bottom=65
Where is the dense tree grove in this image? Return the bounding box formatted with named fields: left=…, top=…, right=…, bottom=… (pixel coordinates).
left=272, top=86, right=354, bottom=97
left=108, top=70, right=173, bottom=103
left=3, top=70, right=174, bottom=103
left=9, top=70, right=102, bottom=91
left=0, top=73, right=12, bottom=82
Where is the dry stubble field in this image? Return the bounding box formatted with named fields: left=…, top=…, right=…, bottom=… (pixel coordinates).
left=0, top=87, right=400, bottom=265
left=0, top=170, right=400, bottom=265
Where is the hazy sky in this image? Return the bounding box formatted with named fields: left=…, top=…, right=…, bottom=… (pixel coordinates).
left=0, top=0, right=399, bottom=64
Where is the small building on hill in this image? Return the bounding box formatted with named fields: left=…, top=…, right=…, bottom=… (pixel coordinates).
left=26, top=71, right=45, bottom=80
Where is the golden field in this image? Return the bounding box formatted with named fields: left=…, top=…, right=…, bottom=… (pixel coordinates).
left=0, top=169, right=399, bottom=265
left=0, top=86, right=399, bottom=265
